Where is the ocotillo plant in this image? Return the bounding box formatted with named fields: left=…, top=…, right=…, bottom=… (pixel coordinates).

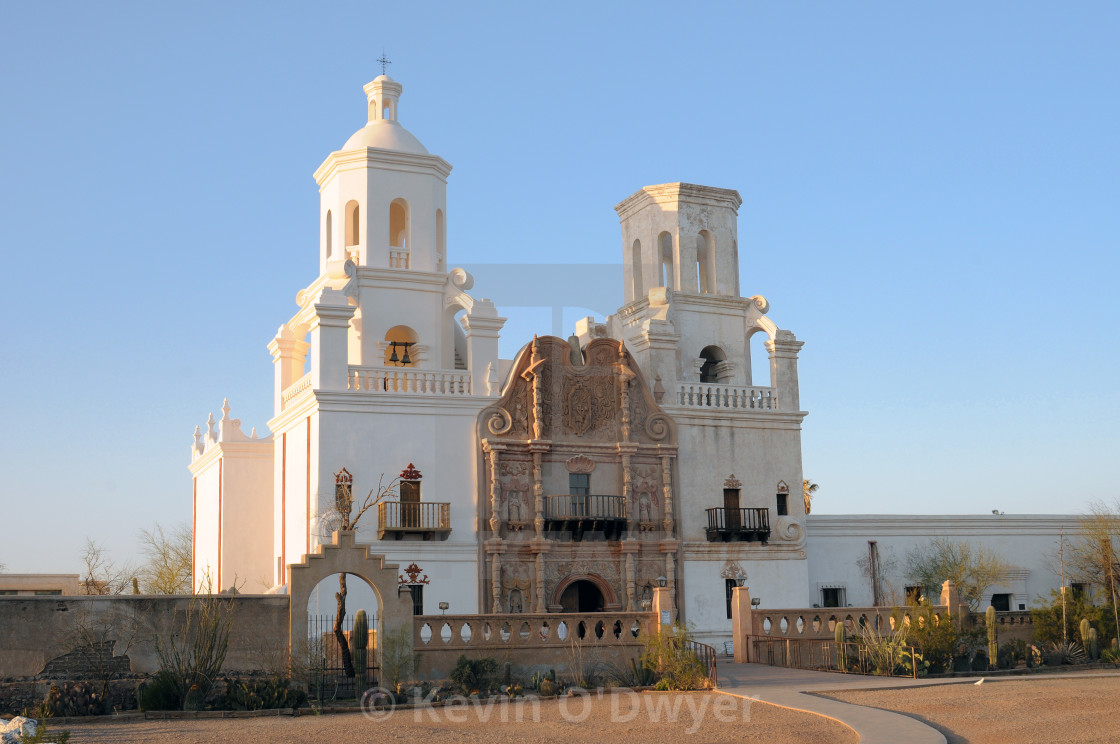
left=986, top=606, right=997, bottom=668
left=351, top=609, right=370, bottom=690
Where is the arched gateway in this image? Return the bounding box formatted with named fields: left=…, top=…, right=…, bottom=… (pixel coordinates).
left=287, top=530, right=414, bottom=669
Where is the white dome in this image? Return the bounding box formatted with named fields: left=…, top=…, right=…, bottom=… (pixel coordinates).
left=342, top=120, right=429, bottom=155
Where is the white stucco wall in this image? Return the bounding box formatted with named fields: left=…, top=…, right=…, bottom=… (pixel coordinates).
left=805, top=515, right=1074, bottom=610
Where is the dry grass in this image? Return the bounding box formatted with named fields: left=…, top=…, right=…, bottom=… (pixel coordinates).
left=64, top=692, right=856, bottom=744
left=824, top=675, right=1120, bottom=744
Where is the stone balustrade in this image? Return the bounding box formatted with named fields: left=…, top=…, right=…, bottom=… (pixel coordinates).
left=675, top=383, right=778, bottom=410
left=280, top=373, right=312, bottom=409
left=348, top=366, right=471, bottom=395
left=751, top=606, right=954, bottom=639
left=413, top=612, right=654, bottom=650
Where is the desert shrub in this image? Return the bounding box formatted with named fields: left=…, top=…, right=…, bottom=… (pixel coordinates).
left=41, top=682, right=106, bottom=717
left=897, top=604, right=960, bottom=674
left=640, top=623, right=710, bottom=691
left=1045, top=641, right=1087, bottom=665
left=211, top=676, right=307, bottom=711
left=448, top=655, right=500, bottom=695
left=605, top=657, right=656, bottom=687
left=997, top=639, right=1029, bottom=669
left=16, top=717, right=70, bottom=744
left=137, top=671, right=181, bottom=711
left=858, top=618, right=925, bottom=676
left=1031, top=591, right=1116, bottom=647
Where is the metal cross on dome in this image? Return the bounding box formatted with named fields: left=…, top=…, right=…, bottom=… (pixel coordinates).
left=377, top=50, right=391, bottom=76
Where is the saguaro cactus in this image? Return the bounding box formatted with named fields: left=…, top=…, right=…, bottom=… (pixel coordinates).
left=986, top=606, right=998, bottom=668
left=835, top=622, right=847, bottom=670
left=351, top=609, right=370, bottom=689
left=1089, top=627, right=1100, bottom=660
left=1079, top=618, right=1092, bottom=658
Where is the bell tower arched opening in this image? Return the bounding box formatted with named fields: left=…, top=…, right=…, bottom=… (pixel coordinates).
left=699, top=345, right=727, bottom=383
left=630, top=239, right=644, bottom=300
left=658, top=232, right=674, bottom=290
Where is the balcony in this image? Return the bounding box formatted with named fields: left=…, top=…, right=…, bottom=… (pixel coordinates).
left=377, top=501, right=451, bottom=541
left=348, top=366, right=471, bottom=396
left=705, top=507, right=771, bottom=543
left=544, top=494, right=627, bottom=541
left=676, top=383, right=778, bottom=410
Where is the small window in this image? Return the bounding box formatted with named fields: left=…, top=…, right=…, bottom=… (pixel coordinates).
left=0, top=590, right=17, bottom=595
left=409, top=584, right=423, bottom=616
left=569, top=473, right=590, bottom=496
left=905, top=585, right=923, bottom=604
left=725, top=578, right=737, bottom=620
left=821, top=587, right=845, bottom=608
left=1070, top=583, right=1087, bottom=598
left=990, top=593, right=1011, bottom=612
left=776, top=493, right=788, bottom=516
left=34, top=590, right=62, bottom=596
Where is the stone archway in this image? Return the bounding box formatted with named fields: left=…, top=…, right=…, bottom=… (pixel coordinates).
left=287, top=530, right=414, bottom=670
left=551, top=573, right=619, bottom=612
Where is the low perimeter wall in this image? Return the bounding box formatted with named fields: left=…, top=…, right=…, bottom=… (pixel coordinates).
left=0, top=595, right=290, bottom=679
left=412, top=612, right=655, bottom=681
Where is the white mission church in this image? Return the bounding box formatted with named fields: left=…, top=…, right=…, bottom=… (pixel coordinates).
left=189, top=73, right=1071, bottom=645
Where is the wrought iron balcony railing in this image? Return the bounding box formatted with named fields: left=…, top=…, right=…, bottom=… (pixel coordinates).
left=705, top=507, right=771, bottom=543
left=544, top=494, right=627, bottom=541
left=378, top=501, right=451, bottom=540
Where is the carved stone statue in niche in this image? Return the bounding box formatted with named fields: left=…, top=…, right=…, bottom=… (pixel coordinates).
left=507, top=492, right=525, bottom=528
left=509, top=589, right=524, bottom=614
left=638, top=494, right=653, bottom=523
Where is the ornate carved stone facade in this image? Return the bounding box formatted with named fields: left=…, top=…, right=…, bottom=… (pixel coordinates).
left=479, top=336, right=679, bottom=614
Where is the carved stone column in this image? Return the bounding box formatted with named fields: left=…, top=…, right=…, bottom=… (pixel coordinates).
left=619, top=442, right=638, bottom=533
left=617, top=341, right=635, bottom=442
left=535, top=553, right=546, bottom=613
left=529, top=442, right=550, bottom=537
left=660, top=453, right=675, bottom=537
left=522, top=336, right=547, bottom=440
left=486, top=540, right=505, bottom=613
left=623, top=545, right=638, bottom=611
left=484, top=441, right=502, bottom=534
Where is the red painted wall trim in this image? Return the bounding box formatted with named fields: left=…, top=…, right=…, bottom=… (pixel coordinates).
left=192, top=477, right=197, bottom=592
left=306, top=416, right=311, bottom=555
left=281, top=432, right=287, bottom=584
left=217, top=457, right=223, bottom=591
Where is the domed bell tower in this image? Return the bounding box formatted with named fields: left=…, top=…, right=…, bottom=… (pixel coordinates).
left=314, top=75, right=451, bottom=276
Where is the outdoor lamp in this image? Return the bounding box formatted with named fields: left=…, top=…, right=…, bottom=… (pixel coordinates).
left=657, top=576, right=667, bottom=588
left=439, top=601, right=449, bottom=614
left=735, top=576, right=747, bottom=588
left=751, top=598, right=761, bottom=607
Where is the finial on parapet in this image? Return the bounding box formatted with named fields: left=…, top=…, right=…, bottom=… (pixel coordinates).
left=193, top=425, right=202, bottom=452
left=250, top=427, right=258, bottom=439
left=206, top=412, right=217, bottom=442
left=221, top=398, right=231, bottom=420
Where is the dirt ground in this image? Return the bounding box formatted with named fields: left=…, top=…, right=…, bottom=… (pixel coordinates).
left=62, top=692, right=856, bottom=743
left=824, top=675, right=1120, bottom=744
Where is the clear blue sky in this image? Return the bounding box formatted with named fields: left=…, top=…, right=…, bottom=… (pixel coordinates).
left=1, top=2, right=1117, bottom=574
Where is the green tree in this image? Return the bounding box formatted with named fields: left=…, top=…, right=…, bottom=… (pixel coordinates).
left=1059, top=501, right=1120, bottom=644
left=904, top=538, right=1012, bottom=611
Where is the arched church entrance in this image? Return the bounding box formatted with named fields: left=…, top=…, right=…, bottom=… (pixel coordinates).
left=559, top=579, right=606, bottom=613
